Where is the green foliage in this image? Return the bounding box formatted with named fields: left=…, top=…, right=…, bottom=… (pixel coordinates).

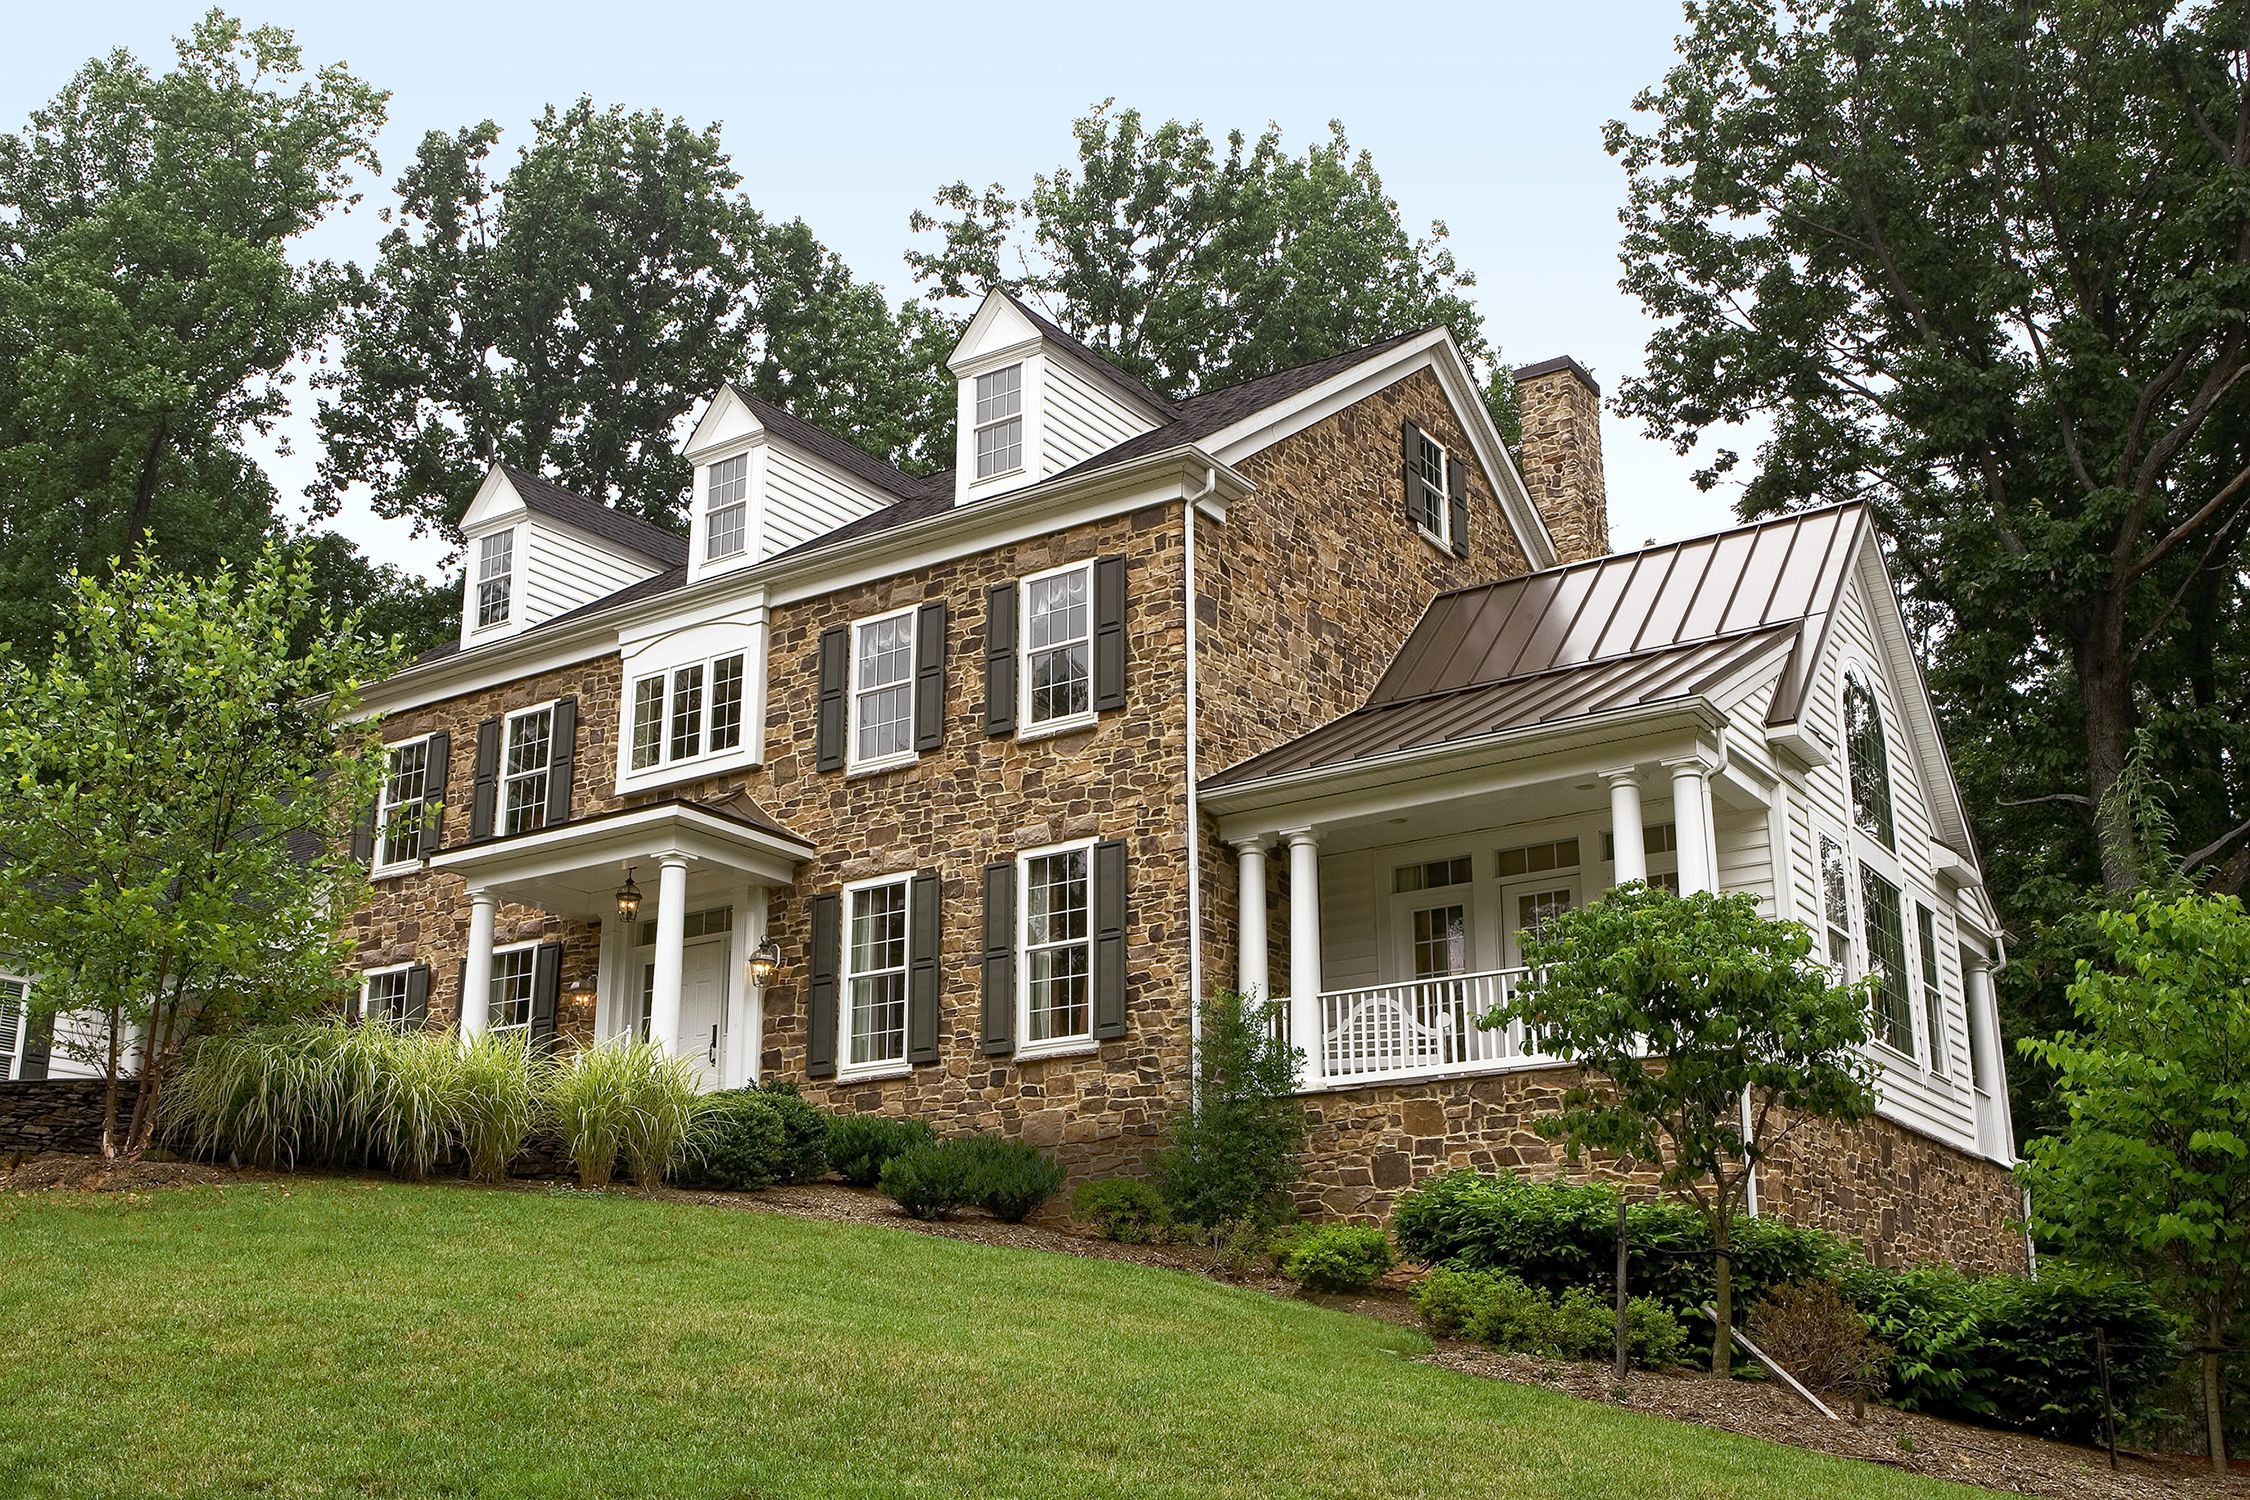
left=1154, top=990, right=1307, bottom=1231
left=1411, top=1266, right=1685, bottom=1370
left=877, top=1142, right=980, bottom=1221
left=951, top=1137, right=1067, bottom=1223
left=753, top=1079, right=831, bottom=1185
left=451, top=1029, right=541, bottom=1183
left=824, top=1114, right=936, bottom=1189
left=543, top=1041, right=704, bottom=1188
left=676, top=1089, right=789, bottom=1192
left=1281, top=1225, right=1395, bottom=1294
left=1072, top=1177, right=1170, bottom=1244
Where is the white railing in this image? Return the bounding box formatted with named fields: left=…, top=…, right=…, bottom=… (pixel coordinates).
left=1283, top=967, right=1545, bottom=1089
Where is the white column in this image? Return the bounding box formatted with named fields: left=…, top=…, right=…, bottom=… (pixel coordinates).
left=726, top=888, right=768, bottom=1088
left=1605, top=770, right=1647, bottom=887
left=1699, top=766, right=1721, bottom=891
left=1285, top=829, right=1323, bottom=1004
left=1233, top=837, right=1272, bottom=1000
left=460, top=889, right=497, bottom=1043
left=1965, top=959, right=2015, bottom=1161
left=647, top=854, right=691, bottom=1058
left=1668, top=758, right=1714, bottom=896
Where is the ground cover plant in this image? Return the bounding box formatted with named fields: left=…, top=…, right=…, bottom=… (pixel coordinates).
left=0, top=1180, right=1993, bottom=1499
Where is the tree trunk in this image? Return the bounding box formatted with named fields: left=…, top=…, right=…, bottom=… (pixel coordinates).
left=1613, top=1192, right=1631, bottom=1384
left=2207, top=1308, right=2228, bottom=1474
left=2074, top=609, right=2140, bottom=895
left=1711, top=1213, right=1735, bottom=1377
left=97, top=1000, right=124, bottom=1160
left=125, top=420, right=168, bottom=556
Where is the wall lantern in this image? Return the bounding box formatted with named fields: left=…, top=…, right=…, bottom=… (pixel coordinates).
left=747, top=937, right=783, bottom=988
left=565, top=973, right=598, bottom=1008
left=615, top=869, right=642, bottom=921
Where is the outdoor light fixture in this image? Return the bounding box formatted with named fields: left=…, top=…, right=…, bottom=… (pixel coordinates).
left=615, top=869, right=642, bottom=921
left=747, top=937, right=783, bottom=988
left=566, top=973, right=597, bottom=1008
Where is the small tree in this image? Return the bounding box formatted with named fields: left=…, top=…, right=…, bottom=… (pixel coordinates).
left=2018, top=892, right=2250, bottom=1473
left=1154, top=990, right=1307, bottom=1233
left=0, top=546, right=396, bottom=1156
left=1488, top=885, right=1879, bottom=1374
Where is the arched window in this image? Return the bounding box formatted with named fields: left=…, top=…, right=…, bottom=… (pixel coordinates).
left=1843, top=668, right=1895, bottom=848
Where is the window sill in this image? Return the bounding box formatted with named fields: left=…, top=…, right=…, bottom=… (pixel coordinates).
left=846, top=753, right=920, bottom=780
left=836, top=1062, right=913, bottom=1084
left=614, top=745, right=761, bottom=799
left=1017, top=713, right=1098, bottom=744
left=369, top=861, right=423, bottom=884
left=1014, top=1039, right=1099, bottom=1063
left=1417, top=526, right=1456, bottom=557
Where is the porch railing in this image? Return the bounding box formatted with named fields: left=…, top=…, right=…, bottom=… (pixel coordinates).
left=1280, top=967, right=1545, bottom=1089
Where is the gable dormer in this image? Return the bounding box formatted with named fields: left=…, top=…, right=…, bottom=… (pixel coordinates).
left=949, top=291, right=1170, bottom=506
left=455, top=465, right=683, bottom=652
left=681, top=384, right=906, bottom=582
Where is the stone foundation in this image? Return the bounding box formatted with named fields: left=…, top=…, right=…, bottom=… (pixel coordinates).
left=0, top=1078, right=115, bottom=1156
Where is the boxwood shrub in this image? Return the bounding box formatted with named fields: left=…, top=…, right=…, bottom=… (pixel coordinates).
left=674, top=1089, right=788, bottom=1192
left=825, top=1114, right=936, bottom=1188
left=1281, top=1224, right=1395, bottom=1293
left=878, top=1142, right=980, bottom=1220
left=953, top=1136, right=1067, bottom=1223
left=1412, top=1265, right=1686, bottom=1369
left=1073, top=1177, right=1169, bottom=1243
left=753, top=1080, right=830, bottom=1184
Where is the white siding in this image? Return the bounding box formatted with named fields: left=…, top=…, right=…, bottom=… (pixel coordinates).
left=757, top=446, right=891, bottom=560
left=1318, top=850, right=1382, bottom=993
left=1039, top=356, right=1158, bottom=477
left=520, top=521, right=661, bottom=629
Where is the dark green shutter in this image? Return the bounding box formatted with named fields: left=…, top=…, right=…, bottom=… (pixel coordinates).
left=424, top=731, right=452, bottom=847
left=981, top=861, right=1016, bottom=1054
left=1092, top=555, right=1126, bottom=712
left=468, top=719, right=501, bottom=841
left=984, top=583, right=1018, bottom=736
left=1093, top=839, right=1128, bottom=1040
left=404, top=964, right=431, bottom=1027
left=907, top=871, right=940, bottom=1064
left=807, top=893, right=840, bottom=1078
left=1446, top=454, right=1470, bottom=558
left=529, top=942, right=562, bottom=1056
left=544, top=700, right=577, bottom=827
left=19, top=1006, right=52, bottom=1080
left=815, top=628, right=848, bottom=772
left=1401, top=419, right=1420, bottom=525
left=914, top=601, right=948, bottom=753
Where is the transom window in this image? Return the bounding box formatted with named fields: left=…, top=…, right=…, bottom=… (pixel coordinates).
left=634, top=907, right=734, bottom=946
left=706, top=454, right=749, bottom=561
left=488, top=945, right=537, bottom=1034
left=1820, top=834, right=1854, bottom=977
left=1843, top=669, right=1896, bottom=848
left=1497, top=837, right=1580, bottom=878
left=376, top=738, right=433, bottom=869
left=974, top=363, right=1024, bottom=479
left=1411, top=431, right=1450, bottom=540
left=842, top=876, right=911, bottom=1072
left=628, top=653, right=747, bottom=774
left=362, top=967, right=412, bottom=1028
left=501, top=706, right=553, bottom=836
left=1394, top=855, right=1472, bottom=894
left=1860, top=864, right=1913, bottom=1053
left=851, top=610, right=917, bottom=768
left=1917, top=904, right=1948, bottom=1076
left=1602, top=824, right=1679, bottom=859
left=475, top=530, right=514, bottom=628
left=0, top=976, right=26, bottom=1080
left=1020, top=843, right=1092, bottom=1049
left=1022, top=562, right=1093, bottom=731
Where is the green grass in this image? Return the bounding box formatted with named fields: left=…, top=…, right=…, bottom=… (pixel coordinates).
left=0, top=1180, right=1981, bottom=1499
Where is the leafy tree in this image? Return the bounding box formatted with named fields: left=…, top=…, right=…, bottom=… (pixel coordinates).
left=316, top=99, right=948, bottom=542
left=0, top=10, right=389, bottom=657
left=908, top=102, right=1521, bottom=446
left=1490, top=885, right=1879, bottom=1374
left=0, top=547, right=397, bottom=1158
left=1607, top=2, right=2250, bottom=903
left=1154, top=991, right=1307, bottom=1232
left=2018, top=891, right=2250, bottom=1471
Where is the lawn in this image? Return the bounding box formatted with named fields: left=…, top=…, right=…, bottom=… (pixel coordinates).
left=0, top=1180, right=1980, bottom=1499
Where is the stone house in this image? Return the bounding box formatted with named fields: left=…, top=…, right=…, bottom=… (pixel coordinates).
left=329, top=290, right=2020, bottom=1269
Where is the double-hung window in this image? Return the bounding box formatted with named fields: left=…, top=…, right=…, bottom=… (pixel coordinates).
left=1916, top=904, right=1948, bottom=1075
left=628, top=653, right=748, bottom=774
left=488, top=945, right=537, bottom=1034
left=1819, top=833, right=1854, bottom=978
left=1843, top=669, right=1896, bottom=848
left=1411, top=430, right=1450, bottom=542
left=706, top=454, right=749, bottom=561
left=1021, top=561, right=1093, bottom=732
left=361, top=966, right=412, bottom=1028
left=850, top=610, right=917, bottom=769
left=841, top=875, right=911, bottom=1073
left=475, top=530, right=514, bottom=628
left=1020, top=842, right=1093, bottom=1051
left=501, top=706, right=553, bottom=836
left=0, top=976, right=26, bottom=1080
left=376, top=737, right=433, bottom=870
left=1860, top=864, right=1914, bottom=1054
left=974, top=363, right=1024, bottom=479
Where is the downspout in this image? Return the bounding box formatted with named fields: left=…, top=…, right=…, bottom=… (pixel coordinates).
left=1183, top=466, right=1217, bottom=1094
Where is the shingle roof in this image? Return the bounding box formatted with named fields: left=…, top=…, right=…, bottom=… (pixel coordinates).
left=1000, top=292, right=1177, bottom=417
left=1205, top=505, right=1870, bottom=788
left=499, top=465, right=687, bottom=568
left=730, top=390, right=941, bottom=503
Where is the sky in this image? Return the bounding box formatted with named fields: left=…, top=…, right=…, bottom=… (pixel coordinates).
left=4, top=1, right=1746, bottom=579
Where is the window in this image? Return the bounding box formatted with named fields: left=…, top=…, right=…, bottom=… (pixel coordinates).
left=1820, top=834, right=1854, bottom=976
left=634, top=907, right=734, bottom=946
left=1496, top=837, right=1580, bottom=878
left=1917, top=904, right=1948, bottom=1076
left=706, top=454, right=749, bottom=560
left=1860, top=864, right=1913, bottom=1053
left=850, top=609, right=917, bottom=768
left=842, top=876, right=911, bottom=1072
left=628, top=654, right=748, bottom=774
left=974, top=363, right=1024, bottom=479
left=501, top=706, right=553, bottom=836
left=1410, top=903, right=1468, bottom=979
left=1602, top=824, right=1678, bottom=859
left=1021, top=562, right=1093, bottom=731
left=488, top=945, right=537, bottom=1034
left=1020, top=843, right=1092, bottom=1050
left=376, top=738, right=433, bottom=869
left=361, top=967, right=412, bottom=1028
left=1394, top=855, right=1472, bottom=894
left=1843, top=669, right=1896, bottom=848
left=475, top=530, right=513, bottom=628
left=1411, top=430, right=1450, bottom=541
left=0, top=976, right=25, bottom=1080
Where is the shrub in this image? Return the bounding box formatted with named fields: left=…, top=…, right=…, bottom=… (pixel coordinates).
left=953, top=1136, right=1066, bottom=1223
left=1209, top=1215, right=1285, bottom=1280
left=1281, top=1225, right=1395, bottom=1293
left=878, top=1142, right=980, bottom=1220
left=452, top=1030, right=542, bottom=1183
left=678, top=1090, right=788, bottom=1192
left=1073, top=1177, right=1168, bottom=1243
left=755, top=1080, right=830, bottom=1184
left=825, top=1114, right=936, bottom=1189
left=1747, top=1280, right=1891, bottom=1410
left=1410, top=1265, right=1684, bottom=1370
left=1153, top=990, right=1306, bottom=1231
left=1624, top=1297, right=1690, bottom=1370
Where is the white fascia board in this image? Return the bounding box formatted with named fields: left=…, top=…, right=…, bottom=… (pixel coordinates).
left=428, top=801, right=813, bottom=889
left=459, top=465, right=528, bottom=534
left=947, top=291, right=1043, bottom=374
left=681, top=383, right=763, bottom=461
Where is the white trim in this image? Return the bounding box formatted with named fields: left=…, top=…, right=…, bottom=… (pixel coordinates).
left=358, top=962, right=416, bottom=1028
left=372, top=732, right=437, bottom=879
left=473, top=527, right=515, bottom=631
left=1409, top=426, right=1453, bottom=550
left=0, top=972, right=29, bottom=1081
left=1018, top=559, right=1097, bottom=737
left=845, top=606, right=921, bottom=775
left=1015, top=837, right=1097, bottom=1060
left=837, top=872, right=914, bottom=1079
left=497, top=700, right=559, bottom=839
left=971, top=361, right=1027, bottom=483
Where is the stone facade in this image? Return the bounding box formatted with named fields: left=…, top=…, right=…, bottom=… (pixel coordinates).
left=1512, top=357, right=1609, bottom=565
left=0, top=1078, right=114, bottom=1156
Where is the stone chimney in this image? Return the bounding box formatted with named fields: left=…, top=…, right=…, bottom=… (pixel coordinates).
left=1511, top=356, right=1609, bottom=564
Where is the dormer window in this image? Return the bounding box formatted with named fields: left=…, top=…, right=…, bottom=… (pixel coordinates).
left=706, top=454, right=749, bottom=561
left=974, top=364, right=1024, bottom=479
left=475, top=530, right=514, bottom=628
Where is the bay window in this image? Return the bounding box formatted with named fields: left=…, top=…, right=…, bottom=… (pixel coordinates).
left=627, top=652, right=749, bottom=775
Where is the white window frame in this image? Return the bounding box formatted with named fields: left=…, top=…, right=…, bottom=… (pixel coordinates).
left=1016, top=837, right=1096, bottom=1059
left=373, top=734, right=436, bottom=876
left=626, top=652, right=749, bottom=776
left=705, top=453, right=750, bottom=562
left=1818, top=827, right=1856, bottom=983
left=499, top=702, right=555, bottom=838
left=0, top=973, right=29, bottom=1081
left=973, top=362, right=1025, bottom=481
left=1411, top=429, right=1452, bottom=548
left=1858, top=860, right=1916, bottom=1062
left=838, top=873, right=914, bottom=1079
left=474, top=529, right=514, bottom=630
left=1018, top=559, right=1097, bottom=739
left=847, top=607, right=920, bottom=773
left=359, top=963, right=415, bottom=1029
left=487, top=942, right=540, bottom=1036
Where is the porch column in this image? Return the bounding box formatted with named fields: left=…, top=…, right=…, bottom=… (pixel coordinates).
left=726, top=888, right=768, bottom=1088
left=1605, top=770, right=1647, bottom=887
left=1965, top=958, right=2015, bottom=1161
left=1232, top=836, right=1272, bottom=1000
left=1666, top=758, right=1714, bottom=896
left=1285, top=829, right=1323, bottom=1004
left=460, top=888, right=497, bottom=1043
left=647, top=854, right=691, bottom=1058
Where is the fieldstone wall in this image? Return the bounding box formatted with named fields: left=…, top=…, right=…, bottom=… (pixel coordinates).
left=1512, top=357, right=1609, bottom=565
left=0, top=1078, right=113, bottom=1156
left=1297, top=1067, right=2028, bottom=1274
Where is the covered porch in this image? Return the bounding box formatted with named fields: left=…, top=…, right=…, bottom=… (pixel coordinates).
left=429, top=798, right=812, bottom=1089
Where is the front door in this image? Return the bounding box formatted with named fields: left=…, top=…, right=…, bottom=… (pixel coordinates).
left=675, top=941, right=727, bottom=1090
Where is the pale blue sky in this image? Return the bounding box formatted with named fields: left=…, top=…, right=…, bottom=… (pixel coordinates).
left=6, top=1, right=1746, bottom=577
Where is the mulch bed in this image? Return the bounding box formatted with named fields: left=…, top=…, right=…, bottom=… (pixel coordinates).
left=9, top=1151, right=2246, bottom=1499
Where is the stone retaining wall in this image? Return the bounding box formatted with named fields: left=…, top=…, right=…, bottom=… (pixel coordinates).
left=0, top=1078, right=116, bottom=1157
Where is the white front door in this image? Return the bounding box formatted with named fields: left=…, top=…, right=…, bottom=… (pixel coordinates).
left=676, top=941, right=728, bottom=1090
